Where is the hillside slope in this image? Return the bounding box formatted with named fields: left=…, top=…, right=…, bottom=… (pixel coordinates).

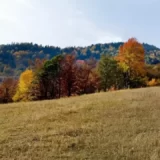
left=0, top=42, right=160, bottom=76
left=0, top=87, right=160, bottom=159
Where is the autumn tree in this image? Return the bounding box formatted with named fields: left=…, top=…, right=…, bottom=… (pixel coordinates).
left=75, top=59, right=99, bottom=94
left=75, top=61, right=92, bottom=94
left=0, top=86, right=4, bottom=103
left=13, top=69, right=34, bottom=102
left=0, top=78, right=17, bottom=103
left=85, top=69, right=100, bottom=93
left=61, top=54, right=77, bottom=97
left=116, top=38, right=146, bottom=88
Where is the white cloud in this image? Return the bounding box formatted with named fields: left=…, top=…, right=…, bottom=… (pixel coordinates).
left=0, top=0, right=122, bottom=47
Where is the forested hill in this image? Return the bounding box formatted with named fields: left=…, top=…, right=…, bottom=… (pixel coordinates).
left=0, top=42, right=160, bottom=76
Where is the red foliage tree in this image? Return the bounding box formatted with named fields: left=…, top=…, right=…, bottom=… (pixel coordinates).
left=0, top=78, right=17, bottom=103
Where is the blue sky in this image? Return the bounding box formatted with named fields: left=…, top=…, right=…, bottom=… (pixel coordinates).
left=0, top=0, right=159, bottom=47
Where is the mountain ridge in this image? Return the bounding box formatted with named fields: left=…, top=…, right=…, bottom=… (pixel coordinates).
left=0, top=42, right=160, bottom=76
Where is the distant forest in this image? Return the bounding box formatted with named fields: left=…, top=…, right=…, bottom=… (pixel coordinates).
left=0, top=42, right=160, bottom=77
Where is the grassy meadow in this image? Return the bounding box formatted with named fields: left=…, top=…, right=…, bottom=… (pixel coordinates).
left=0, top=87, right=160, bottom=160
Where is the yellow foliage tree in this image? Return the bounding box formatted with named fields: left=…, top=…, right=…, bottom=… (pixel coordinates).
left=13, top=69, right=34, bottom=102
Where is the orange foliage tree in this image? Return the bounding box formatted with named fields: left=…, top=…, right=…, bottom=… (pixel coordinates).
left=116, top=38, right=146, bottom=88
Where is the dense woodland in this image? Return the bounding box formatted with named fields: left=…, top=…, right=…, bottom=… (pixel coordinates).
left=0, top=41, right=160, bottom=78
left=0, top=38, right=160, bottom=103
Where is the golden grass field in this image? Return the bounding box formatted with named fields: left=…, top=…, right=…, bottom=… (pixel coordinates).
left=0, top=87, right=160, bottom=160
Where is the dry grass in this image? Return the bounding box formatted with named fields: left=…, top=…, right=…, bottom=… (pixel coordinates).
left=0, top=87, right=160, bottom=160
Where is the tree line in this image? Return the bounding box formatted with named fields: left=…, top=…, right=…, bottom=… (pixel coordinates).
left=0, top=38, right=160, bottom=103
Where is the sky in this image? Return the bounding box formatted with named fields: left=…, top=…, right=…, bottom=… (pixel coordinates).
left=0, top=0, right=159, bottom=48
